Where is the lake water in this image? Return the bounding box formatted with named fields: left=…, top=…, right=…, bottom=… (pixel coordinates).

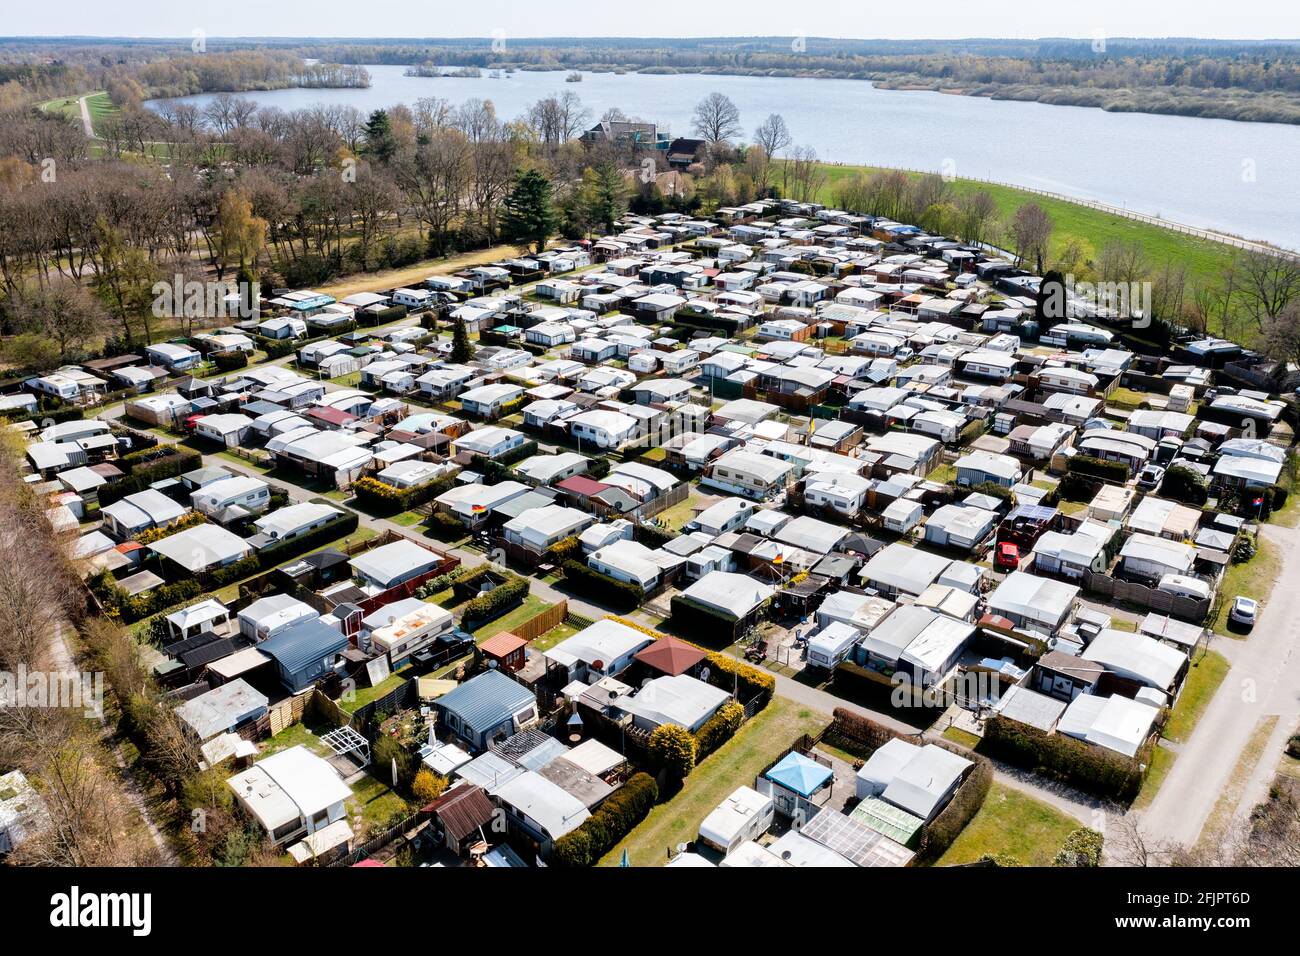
left=150, top=64, right=1300, bottom=250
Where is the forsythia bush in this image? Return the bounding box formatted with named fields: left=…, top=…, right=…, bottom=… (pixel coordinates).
left=648, top=723, right=696, bottom=782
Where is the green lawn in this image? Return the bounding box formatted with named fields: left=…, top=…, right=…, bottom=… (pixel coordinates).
left=814, top=163, right=1242, bottom=305
left=941, top=727, right=981, bottom=750
left=470, top=594, right=551, bottom=641
left=597, top=697, right=830, bottom=866
left=652, top=494, right=702, bottom=531
left=1212, top=537, right=1281, bottom=635
left=260, top=717, right=335, bottom=758
left=348, top=773, right=413, bottom=839
left=936, top=783, right=1080, bottom=867
left=389, top=510, right=426, bottom=527
left=1132, top=744, right=1177, bottom=811
left=342, top=665, right=415, bottom=713
left=530, top=622, right=580, bottom=651
left=1162, top=650, right=1230, bottom=743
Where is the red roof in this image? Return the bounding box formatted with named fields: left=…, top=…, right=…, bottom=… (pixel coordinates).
left=480, top=631, right=529, bottom=657
left=633, top=636, right=707, bottom=677
left=555, top=476, right=611, bottom=497
left=308, top=406, right=358, bottom=426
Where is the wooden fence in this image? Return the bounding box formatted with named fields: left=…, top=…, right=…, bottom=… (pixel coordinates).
left=1082, top=570, right=1212, bottom=622
left=504, top=599, right=568, bottom=643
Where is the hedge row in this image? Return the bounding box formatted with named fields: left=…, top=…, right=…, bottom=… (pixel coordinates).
left=981, top=714, right=1147, bottom=801
left=703, top=652, right=775, bottom=707
left=460, top=574, right=530, bottom=629
left=351, top=470, right=459, bottom=515
left=560, top=560, right=644, bottom=612
left=97, top=449, right=202, bottom=505
left=1067, top=454, right=1130, bottom=485
left=916, top=753, right=993, bottom=863
left=90, top=571, right=204, bottom=625
left=134, top=511, right=208, bottom=545
left=694, top=700, right=745, bottom=761
left=155, top=511, right=359, bottom=596
left=549, top=772, right=659, bottom=867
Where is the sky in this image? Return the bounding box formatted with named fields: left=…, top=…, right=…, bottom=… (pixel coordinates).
left=3, top=0, right=1298, bottom=41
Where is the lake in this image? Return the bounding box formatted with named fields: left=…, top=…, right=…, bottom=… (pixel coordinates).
left=150, top=64, right=1300, bottom=250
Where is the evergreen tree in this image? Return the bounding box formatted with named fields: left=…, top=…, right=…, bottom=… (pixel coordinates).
left=450, top=317, right=473, bottom=364
left=502, top=168, right=558, bottom=254
left=361, top=109, right=398, bottom=164
left=579, top=162, right=628, bottom=234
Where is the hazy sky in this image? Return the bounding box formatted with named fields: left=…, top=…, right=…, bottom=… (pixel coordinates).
left=4, top=1, right=1298, bottom=41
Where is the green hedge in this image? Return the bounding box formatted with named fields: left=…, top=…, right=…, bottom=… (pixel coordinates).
left=703, top=652, right=775, bottom=707
left=150, top=511, right=360, bottom=598
left=1053, top=827, right=1104, bottom=867
left=670, top=594, right=750, bottom=645
left=98, top=449, right=202, bottom=505
left=917, top=753, right=993, bottom=863
left=560, top=560, right=644, bottom=611
left=460, top=575, right=530, bottom=629
left=90, top=571, right=205, bottom=625
left=351, top=471, right=459, bottom=515
left=550, top=772, right=658, bottom=866
left=212, top=350, right=249, bottom=372
left=1067, top=454, right=1130, bottom=484
left=694, top=700, right=744, bottom=761
left=981, top=714, right=1147, bottom=801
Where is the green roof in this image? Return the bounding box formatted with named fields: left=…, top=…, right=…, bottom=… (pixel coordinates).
left=850, top=796, right=925, bottom=848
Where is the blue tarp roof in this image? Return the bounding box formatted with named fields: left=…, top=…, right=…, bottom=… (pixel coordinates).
left=258, top=618, right=348, bottom=674
left=765, top=751, right=833, bottom=798
left=435, top=670, right=535, bottom=733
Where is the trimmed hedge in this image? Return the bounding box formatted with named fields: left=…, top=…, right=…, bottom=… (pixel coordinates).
left=134, top=511, right=208, bottom=545
left=703, top=653, right=775, bottom=707
left=352, top=471, right=459, bottom=515
left=694, top=700, right=744, bottom=761
left=981, top=714, right=1147, bottom=801
left=560, top=560, right=644, bottom=611
left=917, top=751, right=993, bottom=863
left=98, top=449, right=202, bottom=505
left=550, top=772, right=658, bottom=866
left=460, top=574, right=530, bottom=629
left=212, top=350, right=249, bottom=372
left=1067, top=454, right=1130, bottom=484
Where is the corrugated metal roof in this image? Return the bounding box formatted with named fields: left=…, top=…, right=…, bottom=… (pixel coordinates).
left=258, top=618, right=349, bottom=674
left=435, top=670, right=535, bottom=733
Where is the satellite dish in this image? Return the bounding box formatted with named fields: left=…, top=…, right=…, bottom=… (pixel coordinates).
left=675, top=843, right=687, bottom=855
left=781, top=850, right=793, bottom=861
left=699, top=667, right=711, bottom=683
left=640, top=678, right=652, bottom=689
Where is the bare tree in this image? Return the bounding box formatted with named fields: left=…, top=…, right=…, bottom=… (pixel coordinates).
left=1239, top=249, right=1300, bottom=332
left=692, top=92, right=742, bottom=147
left=1009, top=202, right=1054, bottom=274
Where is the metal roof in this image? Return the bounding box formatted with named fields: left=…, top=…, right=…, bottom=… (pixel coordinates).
left=435, top=670, right=536, bottom=734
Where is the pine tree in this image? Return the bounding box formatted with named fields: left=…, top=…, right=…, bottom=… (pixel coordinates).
left=502, top=168, right=558, bottom=254
left=361, top=109, right=398, bottom=164
left=450, top=317, right=473, bottom=364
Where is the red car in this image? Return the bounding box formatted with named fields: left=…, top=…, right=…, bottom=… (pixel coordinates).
left=995, top=542, right=1020, bottom=571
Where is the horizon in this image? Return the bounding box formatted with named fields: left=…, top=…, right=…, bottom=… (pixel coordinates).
left=3, top=0, right=1297, bottom=43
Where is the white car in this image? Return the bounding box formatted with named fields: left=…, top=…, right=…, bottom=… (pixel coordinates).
left=1229, top=596, right=1258, bottom=629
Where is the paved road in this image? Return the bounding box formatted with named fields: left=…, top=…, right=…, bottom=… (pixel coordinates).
left=77, top=95, right=95, bottom=138
left=1138, top=520, right=1300, bottom=853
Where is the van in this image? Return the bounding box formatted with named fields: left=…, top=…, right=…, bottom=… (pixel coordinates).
left=1157, top=574, right=1211, bottom=601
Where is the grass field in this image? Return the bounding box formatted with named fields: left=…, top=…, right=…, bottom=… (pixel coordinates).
left=1163, top=650, right=1231, bottom=743
left=38, top=90, right=117, bottom=136
left=813, top=163, right=1241, bottom=294
left=470, top=594, right=551, bottom=642
left=1212, top=536, right=1281, bottom=635
left=597, top=697, right=830, bottom=866
left=937, top=783, right=1080, bottom=866
left=1132, top=744, right=1177, bottom=811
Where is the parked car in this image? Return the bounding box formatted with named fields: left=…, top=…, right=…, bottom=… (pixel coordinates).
left=1137, top=463, right=1166, bottom=491
left=1229, top=595, right=1258, bottom=629
left=995, top=541, right=1021, bottom=571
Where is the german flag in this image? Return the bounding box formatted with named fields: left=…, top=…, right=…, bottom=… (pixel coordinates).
left=470, top=503, right=487, bottom=513
left=772, top=552, right=784, bottom=565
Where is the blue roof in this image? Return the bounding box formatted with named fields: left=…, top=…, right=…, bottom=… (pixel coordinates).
left=435, top=670, right=535, bottom=733
left=258, top=618, right=349, bottom=674
left=765, top=751, right=834, bottom=798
